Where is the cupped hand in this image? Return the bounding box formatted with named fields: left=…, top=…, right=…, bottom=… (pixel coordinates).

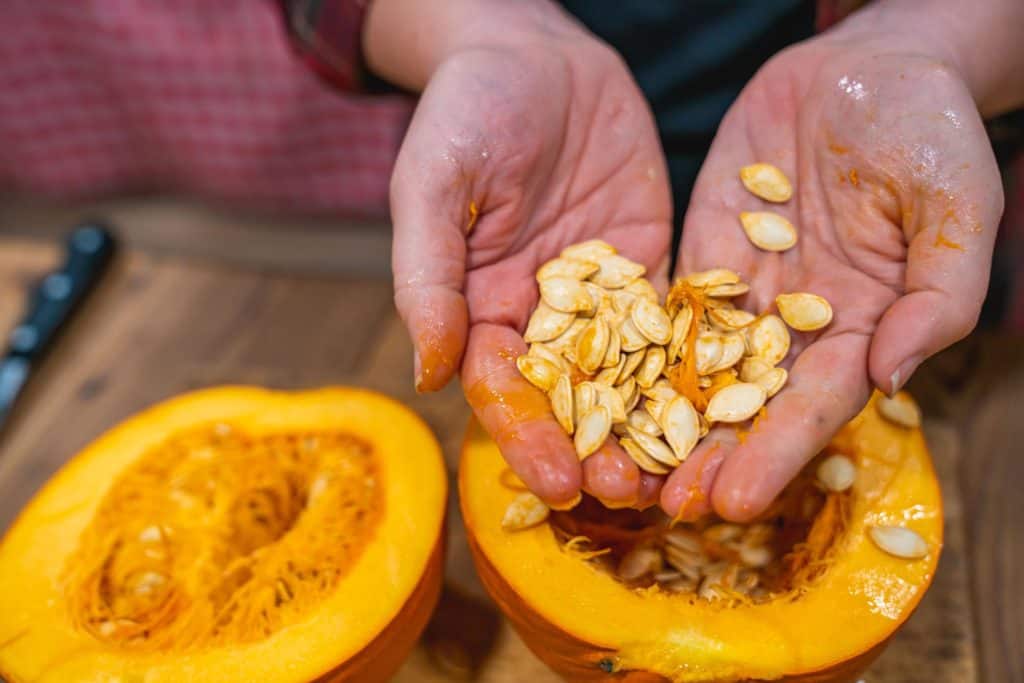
left=661, top=32, right=1003, bottom=521
left=388, top=6, right=672, bottom=508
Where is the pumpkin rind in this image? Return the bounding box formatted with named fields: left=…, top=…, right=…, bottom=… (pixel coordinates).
left=0, top=387, right=447, bottom=683
left=460, top=392, right=942, bottom=682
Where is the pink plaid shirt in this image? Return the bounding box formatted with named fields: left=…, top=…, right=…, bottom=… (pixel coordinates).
left=0, top=1, right=413, bottom=217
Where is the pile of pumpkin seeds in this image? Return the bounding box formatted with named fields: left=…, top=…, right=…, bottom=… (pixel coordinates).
left=518, top=245, right=832, bottom=472
left=515, top=163, right=839, bottom=474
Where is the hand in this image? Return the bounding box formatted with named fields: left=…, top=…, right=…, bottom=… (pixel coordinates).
left=375, top=1, right=672, bottom=508
left=660, top=22, right=1004, bottom=521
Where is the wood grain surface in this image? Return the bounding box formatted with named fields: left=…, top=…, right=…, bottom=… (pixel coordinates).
left=0, top=230, right=1015, bottom=682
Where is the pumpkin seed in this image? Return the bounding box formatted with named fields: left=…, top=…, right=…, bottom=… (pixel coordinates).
left=631, top=298, right=673, bottom=345
left=817, top=454, right=856, bottom=492
left=704, top=523, right=743, bottom=544
left=574, top=405, right=612, bottom=460
left=576, top=316, right=611, bottom=374
left=709, top=307, right=756, bottom=330
left=616, top=374, right=637, bottom=400
left=739, top=162, right=793, bottom=202
left=550, top=374, right=575, bottom=435
left=540, top=277, right=596, bottom=314
left=626, top=426, right=680, bottom=467
left=685, top=268, right=740, bottom=289
left=618, top=348, right=646, bottom=384
left=641, top=379, right=677, bottom=403
left=738, top=356, right=773, bottom=382
left=876, top=393, right=921, bottom=428
left=644, top=398, right=667, bottom=424
left=573, top=382, right=597, bottom=425
left=502, top=492, right=550, bottom=531
left=624, top=383, right=642, bottom=412
left=612, top=290, right=638, bottom=315
left=619, top=437, right=671, bottom=475
left=595, top=383, right=628, bottom=424
left=545, top=317, right=588, bottom=356
left=624, top=277, right=660, bottom=302
left=739, top=544, right=773, bottom=568
left=627, top=409, right=662, bottom=437
left=754, top=367, right=788, bottom=398
left=516, top=355, right=561, bottom=392
left=661, top=395, right=701, bottom=463
left=618, top=546, right=663, bottom=581
left=635, top=346, right=667, bottom=389
left=739, top=211, right=798, bottom=252
left=536, top=257, right=600, bottom=282
left=695, top=334, right=724, bottom=375
left=591, top=254, right=646, bottom=289
left=618, top=317, right=650, bottom=352
left=524, top=303, right=576, bottom=343
left=667, top=305, right=694, bottom=364
left=869, top=525, right=929, bottom=559
left=705, top=281, right=751, bottom=298
left=776, top=292, right=833, bottom=331
left=594, top=363, right=623, bottom=386
left=704, top=382, right=767, bottom=423
left=561, top=239, right=617, bottom=262
left=744, top=314, right=790, bottom=365
left=528, top=343, right=570, bottom=373
left=601, top=328, right=622, bottom=368
left=708, top=333, right=745, bottom=373
left=664, top=528, right=703, bottom=554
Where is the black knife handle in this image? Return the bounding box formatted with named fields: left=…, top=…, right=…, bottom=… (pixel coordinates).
left=8, top=222, right=116, bottom=361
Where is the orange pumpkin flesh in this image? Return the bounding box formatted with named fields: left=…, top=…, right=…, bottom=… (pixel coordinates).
left=460, top=392, right=942, bottom=682
left=0, top=387, right=447, bottom=683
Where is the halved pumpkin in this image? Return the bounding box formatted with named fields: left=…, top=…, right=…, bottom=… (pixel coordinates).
left=461, top=392, right=942, bottom=682
left=0, top=386, right=447, bottom=683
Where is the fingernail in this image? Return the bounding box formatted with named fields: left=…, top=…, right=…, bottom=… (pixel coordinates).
left=549, top=492, right=582, bottom=511
left=889, top=354, right=923, bottom=396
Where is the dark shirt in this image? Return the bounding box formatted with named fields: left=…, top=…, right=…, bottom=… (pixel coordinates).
left=559, top=1, right=815, bottom=246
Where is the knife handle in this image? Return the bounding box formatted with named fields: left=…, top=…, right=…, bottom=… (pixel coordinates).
left=8, top=222, right=117, bottom=362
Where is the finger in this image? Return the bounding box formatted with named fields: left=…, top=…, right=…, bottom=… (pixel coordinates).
left=710, top=333, right=871, bottom=521
left=635, top=472, right=664, bottom=510
left=659, top=426, right=735, bottom=521
left=581, top=439, right=641, bottom=508
left=390, top=136, right=471, bottom=393
left=869, top=181, right=1002, bottom=395
left=461, top=322, right=581, bottom=506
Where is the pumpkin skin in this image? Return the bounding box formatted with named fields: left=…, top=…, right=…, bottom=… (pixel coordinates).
left=0, top=387, right=447, bottom=683
left=460, top=392, right=942, bottom=682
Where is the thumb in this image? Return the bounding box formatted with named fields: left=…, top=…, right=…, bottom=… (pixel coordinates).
left=870, top=173, right=1002, bottom=395
left=390, top=146, right=472, bottom=393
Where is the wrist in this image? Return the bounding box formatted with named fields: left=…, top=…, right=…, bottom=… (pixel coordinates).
left=826, top=0, right=1024, bottom=117
left=363, top=0, right=590, bottom=91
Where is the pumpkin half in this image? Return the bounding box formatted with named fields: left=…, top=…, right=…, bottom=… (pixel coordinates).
left=460, top=392, right=942, bottom=682
left=0, top=386, right=447, bottom=683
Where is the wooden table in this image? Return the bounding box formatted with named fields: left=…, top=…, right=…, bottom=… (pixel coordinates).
left=0, top=215, right=1017, bottom=682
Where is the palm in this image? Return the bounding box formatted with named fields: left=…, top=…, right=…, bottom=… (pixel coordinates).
left=390, top=42, right=671, bottom=506
left=665, top=40, right=1002, bottom=519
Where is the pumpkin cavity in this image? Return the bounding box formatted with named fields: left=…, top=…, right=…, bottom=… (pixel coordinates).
left=63, top=422, right=382, bottom=651
left=524, top=453, right=852, bottom=605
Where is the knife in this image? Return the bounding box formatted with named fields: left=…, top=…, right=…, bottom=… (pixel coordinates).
left=0, top=222, right=117, bottom=433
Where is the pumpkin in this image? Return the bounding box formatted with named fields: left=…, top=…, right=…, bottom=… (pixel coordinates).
left=460, top=392, right=942, bottom=682
left=0, top=386, right=447, bottom=683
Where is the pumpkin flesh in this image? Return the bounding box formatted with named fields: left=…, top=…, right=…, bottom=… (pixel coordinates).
left=0, top=387, right=447, bottom=683
left=460, top=393, right=942, bottom=681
